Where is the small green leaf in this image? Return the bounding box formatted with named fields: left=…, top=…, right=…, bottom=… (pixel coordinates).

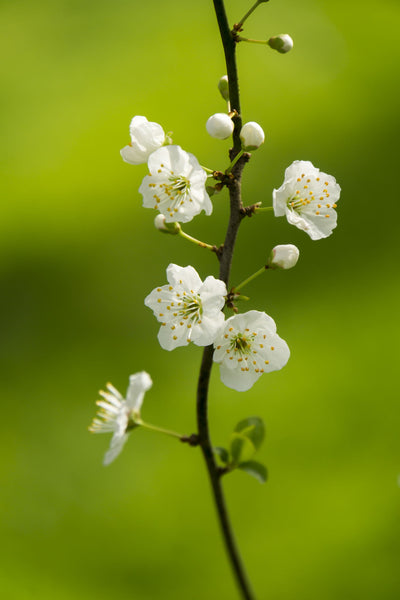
left=230, top=433, right=256, bottom=465
left=238, top=461, right=268, bottom=484
left=234, top=416, right=265, bottom=451
left=213, top=446, right=229, bottom=464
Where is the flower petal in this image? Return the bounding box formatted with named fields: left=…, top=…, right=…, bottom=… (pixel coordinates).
left=120, top=144, right=148, bottom=165
left=157, top=321, right=189, bottom=350
left=220, top=364, right=260, bottom=392
left=125, top=371, right=153, bottom=412
left=166, top=264, right=203, bottom=291
left=103, top=432, right=130, bottom=466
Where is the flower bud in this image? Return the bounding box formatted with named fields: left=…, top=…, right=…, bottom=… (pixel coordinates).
left=240, top=122, right=265, bottom=151
left=120, top=116, right=165, bottom=165
left=154, top=214, right=180, bottom=235
left=206, top=113, right=234, bottom=140
left=218, top=75, right=229, bottom=101
left=267, top=34, right=294, bottom=54
left=267, top=244, right=299, bottom=270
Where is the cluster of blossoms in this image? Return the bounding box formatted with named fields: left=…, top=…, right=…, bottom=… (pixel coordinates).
left=119, top=115, right=340, bottom=239
left=91, top=107, right=341, bottom=463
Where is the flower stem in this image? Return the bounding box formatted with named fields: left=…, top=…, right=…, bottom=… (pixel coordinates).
left=201, top=165, right=215, bottom=174
left=235, top=0, right=266, bottom=30
left=233, top=266, right=268, bottom=293
left=140, top=420, right=183, bottom=439
left=195, top=2, right=256, bottom=599
left=178, top=228, right=215, bottom=251
left=255, top=205, right=273, bottom=212
left=237, top=36, right=267, bottom=45
left=226, top=149, right=245, bottom=174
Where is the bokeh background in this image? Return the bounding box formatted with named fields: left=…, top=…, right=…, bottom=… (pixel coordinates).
left=1, top=0, right=399, bottom=598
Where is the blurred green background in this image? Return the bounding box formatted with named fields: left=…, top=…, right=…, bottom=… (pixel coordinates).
left=1, top=0, right=399, bottom=598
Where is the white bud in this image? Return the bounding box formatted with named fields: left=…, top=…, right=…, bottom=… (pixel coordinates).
left=268, top=34, right=294, bottom=54
left=154, top=214, right=180, bottom=235
left=120, top=116, right=165, bottom=165
left=268, top=244, right=299, bottom=270
left=206, top=113, right=234, bottom=140
left=218, top=75, right=230, bottom=101
left=240, top=122, right=265, bottom=151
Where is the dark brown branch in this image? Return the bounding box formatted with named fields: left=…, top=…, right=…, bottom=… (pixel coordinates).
left=194, top=2, right=256, bottom=599
left=212, top=0, right=242, bottom=153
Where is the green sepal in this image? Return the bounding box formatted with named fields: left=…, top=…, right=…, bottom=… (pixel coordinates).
left=234, top=416, right=265, bottom=451
left=213, top=446, right=230, bottom=465
left=238, top=461, right=268, bottom=484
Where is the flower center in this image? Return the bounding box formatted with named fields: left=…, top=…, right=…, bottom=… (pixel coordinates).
left=154, top=173, right=192, bottom=218
left=230, top=332, right=254, bottom=356
left=169, top=175, right=190, bottom=194
left=286, top=174, right=332, bottom=215
left=180, top=293, right=202, bottom=323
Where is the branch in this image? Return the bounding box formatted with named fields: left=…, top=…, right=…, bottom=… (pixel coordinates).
left=195, top=2, right=256, bottom=599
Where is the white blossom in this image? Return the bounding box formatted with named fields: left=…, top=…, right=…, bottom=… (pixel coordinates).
left=139, top=145, right=212, bottom=223
left=240, top=122, right=265, bottom=150
left=213, top=310, right=290, bottom=392
left=268, top=244, right=299, bottom=269
left=120, top=116, right=165, bottom=165
left=89, top=372, right=152, bottom=465
left=145, top=264, right=227, bottom=351
left=273, top=160, right=341, bottom=240
left=206, top=113, right=234, bottom=140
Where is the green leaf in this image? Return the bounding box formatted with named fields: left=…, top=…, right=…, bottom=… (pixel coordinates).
left=234, top=416, right=265, bottom=451
left=238, top=461, right=268, bottom=484
left=213, top=446, right=229, bottom=464
left=230, top=433, right=256, bottom=465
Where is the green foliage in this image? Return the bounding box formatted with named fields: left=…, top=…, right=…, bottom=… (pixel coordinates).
left=214, top=446, right=230, bottom=464
left=214, top=416, right=268, bottom=483
left=230, top=433, right=257, bottom=465
left=233, top=416, right=265, bottom=450
left=238, top=461, right=268, bottom=484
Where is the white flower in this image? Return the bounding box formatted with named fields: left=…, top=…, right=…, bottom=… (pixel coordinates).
left=145, top=264, right=227, bottom=351
left=268, top=34, right=294, bottom=54
left=89, top=372, right=152, bottom=465
left=139, top=145, right=212, bottom=223
left=273, top=160, right=341, bottom=240
left=213, top=310, right=290, bottom=392
left=240, top=122, right=265, bottom=150
left=120, top=116, right=165, bottom=165
left=268, top=244, right=299, bottom=269
left=206, top=113, right=234, bottom=140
